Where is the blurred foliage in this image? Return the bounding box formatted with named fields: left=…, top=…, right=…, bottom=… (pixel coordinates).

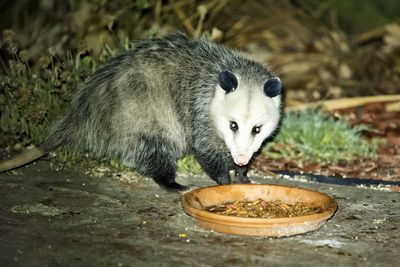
left=1, top=0, right=399, bottom=103
left=297, top=0, right=400, bottom=34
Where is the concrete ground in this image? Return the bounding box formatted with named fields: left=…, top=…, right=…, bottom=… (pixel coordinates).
left=0, top=160, right=399, bottom=267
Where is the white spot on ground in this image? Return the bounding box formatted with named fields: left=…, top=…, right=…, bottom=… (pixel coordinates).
left=299, top=239, right=346, bottom=248
left=10, top=203, right=63, bottom=216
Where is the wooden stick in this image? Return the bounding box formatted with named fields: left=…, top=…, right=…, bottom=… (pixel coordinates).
left=287, top=95, right=400, bottom=111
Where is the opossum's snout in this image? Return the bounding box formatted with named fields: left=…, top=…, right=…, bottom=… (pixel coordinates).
left=233, top=154, right=250, bottom=166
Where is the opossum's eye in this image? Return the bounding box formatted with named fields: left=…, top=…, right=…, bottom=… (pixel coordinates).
left=230, top=121, right=239, bottom=132
left=219, top=71, right=238, bottom=93
left=264, top=77, right=282, bottom=98
left=252, top=126, right=262, bottom=135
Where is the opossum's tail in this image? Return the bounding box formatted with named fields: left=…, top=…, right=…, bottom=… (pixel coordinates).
left=0, top=112, right=76, bottom=172
left=0, top=123, right=66, bottom=172
left=0, top=146, right=48, bottom=172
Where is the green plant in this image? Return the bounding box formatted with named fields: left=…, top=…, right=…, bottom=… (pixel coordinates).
left=177, top=155, right=203, bottom=174
left=54, top=148, right=84, bottom=166
left=0, top=30, right=96, bottom=145
left=0, top=30, right=136, bottom=146
left=262, top=109, right=380, bottom=165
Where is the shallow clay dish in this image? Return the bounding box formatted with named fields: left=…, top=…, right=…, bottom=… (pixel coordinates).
left=181, top=184, right=337, bottom=237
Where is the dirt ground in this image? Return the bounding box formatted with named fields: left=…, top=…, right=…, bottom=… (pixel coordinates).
left=0, top=160, right=399, bottom=267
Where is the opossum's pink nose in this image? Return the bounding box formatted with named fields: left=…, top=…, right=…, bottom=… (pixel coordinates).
left=234, top=154, right=249, bottom=166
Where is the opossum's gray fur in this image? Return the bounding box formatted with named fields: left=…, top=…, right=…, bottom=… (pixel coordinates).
left=0, top=33, right=280, bottom=190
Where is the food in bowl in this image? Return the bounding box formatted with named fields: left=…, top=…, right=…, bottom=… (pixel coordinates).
left=205, top=198, right=323, bottom=218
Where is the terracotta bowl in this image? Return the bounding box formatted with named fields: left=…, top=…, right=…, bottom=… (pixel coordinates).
left=181, top=184, right=337, bottom=237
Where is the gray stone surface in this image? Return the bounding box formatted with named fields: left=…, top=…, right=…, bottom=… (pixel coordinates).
left=0, top=161, right=399, bottom=267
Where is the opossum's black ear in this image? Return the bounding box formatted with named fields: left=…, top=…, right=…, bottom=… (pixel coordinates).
left=219, top=71, right=238, bottom=93
left=264, top=77, right=282, bottom=98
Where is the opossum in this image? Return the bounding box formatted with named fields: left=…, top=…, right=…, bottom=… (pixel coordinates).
left=0, top=33, right=283, bottom=191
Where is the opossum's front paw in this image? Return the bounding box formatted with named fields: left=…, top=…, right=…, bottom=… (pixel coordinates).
left=215, top=176, right=231, bottom=185
left=238, top=175, right=251, bottom=184
left=236, top=166, right=250, bottom=184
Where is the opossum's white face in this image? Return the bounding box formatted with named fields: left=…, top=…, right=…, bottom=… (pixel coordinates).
left=210, top=71, right=282, bottom=166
